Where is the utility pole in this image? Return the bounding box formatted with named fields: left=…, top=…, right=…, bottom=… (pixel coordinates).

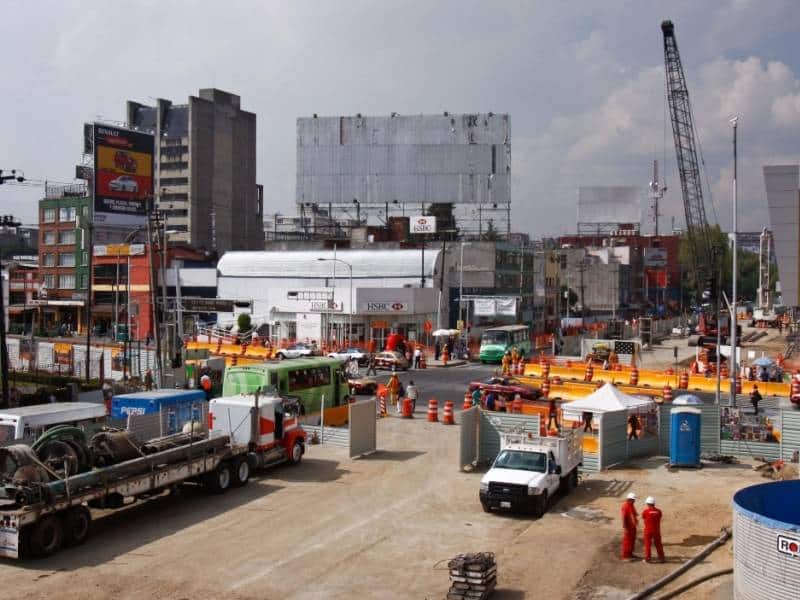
left=0, top=211, right=23, bottom=406
left=729, top=117, right=739, bottom=403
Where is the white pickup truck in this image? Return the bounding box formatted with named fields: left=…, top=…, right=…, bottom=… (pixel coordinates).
left=479, top=429, right=583, bottom=517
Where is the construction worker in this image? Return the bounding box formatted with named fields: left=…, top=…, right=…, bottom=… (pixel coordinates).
left=642, top=496, right=665, bottom=563
left=501, top=351, right=511, bottom=376
left=620, top=492, right=638, bottom=560
left=388, top=370, right=401, bottom=411
left=750, top=385, right=762, bottom=415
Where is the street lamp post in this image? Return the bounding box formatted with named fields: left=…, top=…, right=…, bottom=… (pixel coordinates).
left=318, top=258, right=353, bottom=346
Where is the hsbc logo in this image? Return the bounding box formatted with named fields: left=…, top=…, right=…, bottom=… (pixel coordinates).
left=778, top=535, right=800, bottom=558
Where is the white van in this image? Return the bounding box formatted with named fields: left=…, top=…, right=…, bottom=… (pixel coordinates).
left=0, top=402, right=107, bottom=443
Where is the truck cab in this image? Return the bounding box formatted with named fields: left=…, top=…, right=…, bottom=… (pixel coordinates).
left=479, top=430, right=582, bottom=517
left=209, top=393, right=307, bottom=468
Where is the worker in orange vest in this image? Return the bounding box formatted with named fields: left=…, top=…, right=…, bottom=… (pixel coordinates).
left=620, top=492, right=638, bottom=560
left=642, top=496, right=665, bottom=563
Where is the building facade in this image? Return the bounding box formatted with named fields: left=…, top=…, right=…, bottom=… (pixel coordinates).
left=127, top=88, right=264, bottom=253
left=37, top=185, right=91, bottom=334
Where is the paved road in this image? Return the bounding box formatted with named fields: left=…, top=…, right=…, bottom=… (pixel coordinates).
left=355, top=362, right=496, bottom=414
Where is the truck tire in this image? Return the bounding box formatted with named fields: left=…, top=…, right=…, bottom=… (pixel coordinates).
left=204, top=462, right=232, bottom=494
left=62, top=505, right=91, bottom=547
left=288, top=441, right=303, bottom=465
left=30, top=515, right=63, bottom=558
left=532, top=491, right=548, bottom=518
left=232, top=458, right=250, bottom=487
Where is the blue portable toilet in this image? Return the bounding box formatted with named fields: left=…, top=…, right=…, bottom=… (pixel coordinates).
left=670, top=396, right=702, bottom=467
left=112, top=389, right=207, bottom=433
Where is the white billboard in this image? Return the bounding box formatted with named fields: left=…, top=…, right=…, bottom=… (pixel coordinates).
left=410, top=216, right=437, bottom=234
left=578, top=186, right=642, bottom=224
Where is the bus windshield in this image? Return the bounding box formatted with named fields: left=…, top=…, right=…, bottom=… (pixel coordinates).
left=481, top=331, right=509, bottom=345
left=493, top=450, right=546, bottom=473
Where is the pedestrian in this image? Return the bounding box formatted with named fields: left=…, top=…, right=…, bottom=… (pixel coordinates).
left=414, top=346, right=422, bottom=369
left=366, top=354, right=377, bottom=376
left=406, top=380, right=419, bottom=413
left=200, top=373, right=212, bottom=400
left=496, top=394, right=507, bottom=412
left=471, top=387, right=482, bottom=407
left=642, top=496, right=665, bottom=563
left=547, top=396, right=560, bottom=431
left=620, top=492, right=639, bottom=560
left=388, top=370, right=401, bottom=411
left=582, top=411, right=593, bottom=433
left=486, top=391, right=496, bottom=411
left=144, top=369, right=154, bottom=391
left=627, top=413, right=640, bottom=440
left=750, top=385, right=762, bottom=415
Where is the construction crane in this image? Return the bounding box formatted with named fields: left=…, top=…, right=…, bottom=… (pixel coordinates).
left=661, top=20, right=715, bottom=302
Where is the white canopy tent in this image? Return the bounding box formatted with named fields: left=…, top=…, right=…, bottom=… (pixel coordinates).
left=562, top=383, right=655, bottom=419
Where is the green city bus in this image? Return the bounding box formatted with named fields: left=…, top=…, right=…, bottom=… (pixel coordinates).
left=479, top=325, right=532, bottom=363
left=222, top=357, right=350, bottom=413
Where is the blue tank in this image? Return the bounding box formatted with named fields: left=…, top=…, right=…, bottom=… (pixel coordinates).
left=669, top=406, right=701, bottom=467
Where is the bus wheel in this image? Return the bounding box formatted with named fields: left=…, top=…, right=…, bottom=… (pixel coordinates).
left=30, top=515, right=63, bottom=558
left=63, top=505, right=91, bottom=547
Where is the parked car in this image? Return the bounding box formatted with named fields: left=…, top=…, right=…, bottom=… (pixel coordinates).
left=276, top=343, right=315, bottom=360
left=348, top=376, right=377, bottom=395
left=467, top=376, right=541, bottom=401
left=373, top=351, right=409, bottom=371
left=328, top=347, right=369, bottom=365
left=109, top=175, right=138, bottom=193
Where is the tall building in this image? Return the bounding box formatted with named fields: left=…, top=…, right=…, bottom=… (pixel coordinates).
left=127, top=88, right=264, bottom=253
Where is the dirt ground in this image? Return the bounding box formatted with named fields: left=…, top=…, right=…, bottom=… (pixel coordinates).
left=0, top=409, right=768, bottom=600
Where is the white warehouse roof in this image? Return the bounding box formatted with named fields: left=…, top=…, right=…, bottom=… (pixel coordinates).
left=217, top=249, right=440, bottom=280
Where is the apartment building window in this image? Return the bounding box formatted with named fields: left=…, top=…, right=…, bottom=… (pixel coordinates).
left=42, top=208, right=56, bottom=223
left=42, top=274, right=56, bottom=289
left=42, top=253, right=56, bottom=267
left=58, top=274, right=76, bottom=289
left=58, top=230, right=76, bottom=245
left=43, top=231, right=56, bottom=245
left=59, top=207, right=77, bottom=222
left=58, top=253, right=76, bottom=267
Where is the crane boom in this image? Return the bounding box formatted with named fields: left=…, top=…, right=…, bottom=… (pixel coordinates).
left=661, top=20, right=714, bottom=294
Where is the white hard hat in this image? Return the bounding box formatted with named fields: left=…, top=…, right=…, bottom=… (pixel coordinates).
left=645, top=496, right=655, bottom=505
left=627, top=492, right=637, bottom=501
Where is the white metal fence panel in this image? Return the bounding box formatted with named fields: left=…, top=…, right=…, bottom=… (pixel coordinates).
left=349, top=399, right=377, bottom=458
left=459, top=406, right=479, bottom=470
left=600, top=410, right=628, bottom=469
left=477, top=411, right=541, bottom=465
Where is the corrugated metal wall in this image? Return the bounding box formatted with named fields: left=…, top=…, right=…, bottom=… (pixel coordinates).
left=477, top=411, right=541, bottom=465
left=781, top=411, right=800, bottom=460
left=600, top=411, right=628, bottom=469
left=348, top=399, right=376, bottom=458
left=459, top=406, right=479, bottom=470
left=733, top=503, right=800, bottom=599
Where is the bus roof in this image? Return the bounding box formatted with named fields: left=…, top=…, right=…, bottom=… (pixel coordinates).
left=483, top=325, right=529, bottom=332
left=226, top=357, right=342, bottom=372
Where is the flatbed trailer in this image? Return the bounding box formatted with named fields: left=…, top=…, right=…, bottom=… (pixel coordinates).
left=0, top=433, right=250, bottom=559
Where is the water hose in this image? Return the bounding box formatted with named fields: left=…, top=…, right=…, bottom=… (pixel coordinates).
left=653, top=568, right=733, bottom=600
left=626, top=526, right=731, bottom=600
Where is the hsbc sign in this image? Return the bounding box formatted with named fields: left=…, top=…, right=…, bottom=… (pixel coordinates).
left=410, top=216, right=437, bottom=234
left=778, top=535, right=800, bottom=558
left=363, top=301, right=409, bottom=314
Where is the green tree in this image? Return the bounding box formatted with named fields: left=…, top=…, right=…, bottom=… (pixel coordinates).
left=237, top=313, right=252, bottom=331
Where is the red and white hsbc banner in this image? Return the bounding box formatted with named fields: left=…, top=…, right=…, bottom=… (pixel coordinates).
left=356, top=288, right=437, bottom=315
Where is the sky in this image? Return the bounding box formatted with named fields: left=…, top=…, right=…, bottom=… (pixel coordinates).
left=2, top=0, right=799, bottom=237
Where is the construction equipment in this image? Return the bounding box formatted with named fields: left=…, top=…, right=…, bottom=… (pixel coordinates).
left=662, top=20, right=718, bottom=333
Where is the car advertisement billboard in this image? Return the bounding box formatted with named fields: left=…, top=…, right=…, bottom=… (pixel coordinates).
left=93, top=124, right=154, bottom=225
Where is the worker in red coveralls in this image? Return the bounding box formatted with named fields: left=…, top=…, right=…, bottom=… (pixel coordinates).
left=620, top=492, right=638, bottom=560
left=642, top=496, right=665, bottom=563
